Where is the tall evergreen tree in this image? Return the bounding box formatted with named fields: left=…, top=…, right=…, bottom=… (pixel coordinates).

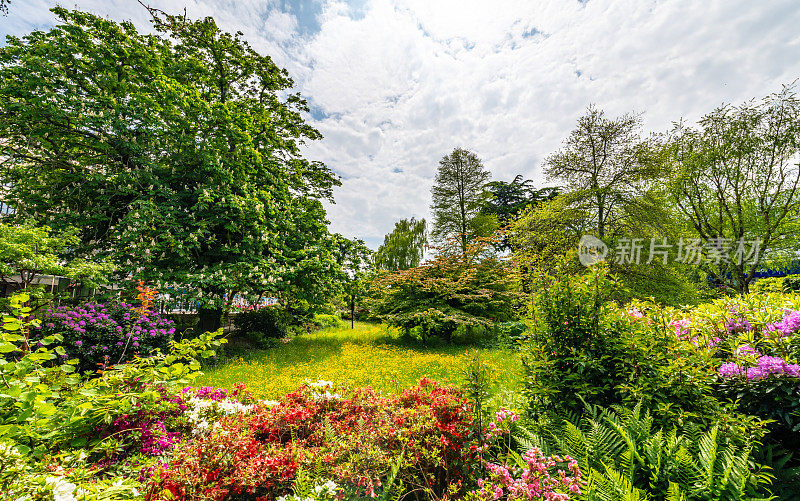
left=430, top=148, right=491, bottom=254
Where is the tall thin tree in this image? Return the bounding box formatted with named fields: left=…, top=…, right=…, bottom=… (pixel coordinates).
left=430, top=148, right=491, bottom=254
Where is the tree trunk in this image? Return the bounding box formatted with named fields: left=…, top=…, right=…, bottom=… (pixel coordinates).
left=350, top=295, right=355, bottom=329
left=197, top=307, right=223, bottom=334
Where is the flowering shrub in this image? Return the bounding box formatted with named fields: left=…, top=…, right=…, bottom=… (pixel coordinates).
left=32, top=302, right=176, bottom=372
left=1, top=292, right=225, bottom=501
left=146, top=378, right=480, bottom=500
left=655, top=295, right=800, bottom=450
left=468, top=448, right=582, bottom=501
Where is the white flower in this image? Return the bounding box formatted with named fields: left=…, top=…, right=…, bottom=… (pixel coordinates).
left=46, top=477, right=77, bottom=501
left=305, top=379, right=333, bottom=388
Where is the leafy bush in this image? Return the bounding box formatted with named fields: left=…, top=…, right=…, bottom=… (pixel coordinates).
left=523, top=265, right=731, bottom=427
left=517, top=403, right=771, bottom=501
left=238, top=331, right=288, bottom=350
left=784, top=275, right=800, bottom=293
left=522, top=265, right=641, bottom=416
left=31, top=301, right=175, bottom=373
left=233, top=306, right=292, bottom=339
left=494, top=321, right=529, bottom=349
left=751, top=276, right=784, bottom=293
left=313, top=313, right=344, bottom=329
left=368, top=237, right=519, bottom=344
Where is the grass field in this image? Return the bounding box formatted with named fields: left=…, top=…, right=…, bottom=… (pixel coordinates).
left=196, top=322, right=524, bottom=400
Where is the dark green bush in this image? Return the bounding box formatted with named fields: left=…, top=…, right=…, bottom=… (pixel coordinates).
left=784, top=275, right=800, bottom=293
left=233, top=307, right=291, bottom=339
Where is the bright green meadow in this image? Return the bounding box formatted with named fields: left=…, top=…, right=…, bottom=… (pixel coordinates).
left=196, top=322, right=523, bottom=399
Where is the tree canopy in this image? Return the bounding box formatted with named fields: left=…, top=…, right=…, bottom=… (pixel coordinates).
left=664, top=84, right=800, bottom=293
left=0, top=8, right=340, bottom=329
left=544, top=106, right=656, bottom=240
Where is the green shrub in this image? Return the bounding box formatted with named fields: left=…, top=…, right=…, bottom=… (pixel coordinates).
left=522, top=264, right=631, bottom=416
left=241, top=331, right=285, bottom=349
left=522, top=265, right=724, bottom=426
left=233, top=306, right=291, bottom=339
left=487, top=321, right=528, bottom=351
left=751, top=276, right=784, bottom=293
left=784, top=275, right=800, bottom=293
left=313, top=313, right=344, bottom=329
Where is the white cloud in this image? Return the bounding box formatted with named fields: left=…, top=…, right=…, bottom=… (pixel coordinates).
left=3, top=0, right=800, bottom=248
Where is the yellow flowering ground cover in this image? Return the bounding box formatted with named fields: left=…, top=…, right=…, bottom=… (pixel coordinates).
left=196, top=322, right=524, bottom=399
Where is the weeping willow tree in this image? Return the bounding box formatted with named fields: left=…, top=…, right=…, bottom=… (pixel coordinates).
left=374, top=218, right=427, bottom=271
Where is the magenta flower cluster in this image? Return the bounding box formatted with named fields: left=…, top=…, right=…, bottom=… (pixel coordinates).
left=472, top=447, right=582, bottom=501
left=182, top=386, right=228, bottom=401
left=33, top=302, right=176, bottom=372
left=719, top=356, right=800, bottom=380
left=766, top=310, right=800, bottom=337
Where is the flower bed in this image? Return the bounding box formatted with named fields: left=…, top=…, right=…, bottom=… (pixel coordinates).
left=31, top=302, right=175, bottom=372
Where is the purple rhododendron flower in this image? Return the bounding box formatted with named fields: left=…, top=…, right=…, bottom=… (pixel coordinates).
left=726, top=317, right=752, bottom=334
left=766, top=310, right=800, bottom=337
left=719, top=355, right=800, bottom=380
left=735, top=344, right=761, bottom=357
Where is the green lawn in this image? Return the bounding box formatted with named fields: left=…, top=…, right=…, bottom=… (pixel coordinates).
left=196, top=322, right=524, bottom=401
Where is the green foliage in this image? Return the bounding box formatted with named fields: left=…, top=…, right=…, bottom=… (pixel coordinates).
left=331, top=235, right=374, bottom=328
left=523, top=265, right=724, bottom=424
left=234, top=306, right=292, bottom=339
left=517, top=403, right=771, bottom=501
left=783, top=275, right=800, bottom=294
left=375, top=218, right=427, bottom=271
left=463, top=354, right=493, bottom=456
left=0, top=293, right=225, bottom=498
left=664, top=83, right=800, bottom=293
left=0, top=7, right=339, bottom=319
left=368, top=237, right=519, bottom=344
left=544, top=106, right=658, bottom=241
left=750, top=277, right=785, bottom=294
left=314, top=313, right=344, bottom=329
left=481, top=176, right=560, bottom=227
left=522, top=264, right=622, bottom=415
left=431, top=147, right=492, bottom=254
left=0, top=223, right=113, bottom=294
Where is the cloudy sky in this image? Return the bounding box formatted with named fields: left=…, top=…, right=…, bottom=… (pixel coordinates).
left=2, top=0, right=799, bottom=248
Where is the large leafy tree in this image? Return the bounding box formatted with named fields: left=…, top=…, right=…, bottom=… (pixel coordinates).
left=0, top=8, right=340, bottom=331
left=430, top=148, right=492, bottom=254
left=368, top=237, right=518, bottom=344
left=544, top=106, right=656, bottom=240
left=664, top=84, right=800, bottom=293
left=374, top=217, right=427, bottom=271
